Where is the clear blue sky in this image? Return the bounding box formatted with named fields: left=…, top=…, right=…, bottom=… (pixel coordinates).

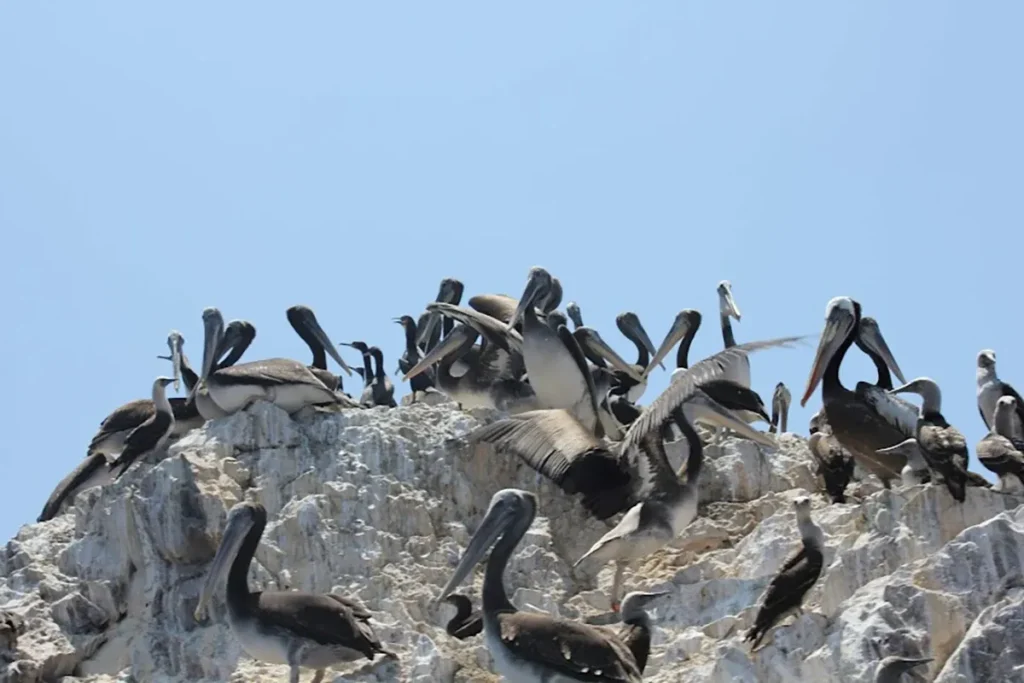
left=2, top=3, right=1022, bottom=541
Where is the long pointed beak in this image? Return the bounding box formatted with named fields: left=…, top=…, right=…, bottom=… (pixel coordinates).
left=403, top=325, right=476, bottom=381
left=194, top=512, right=252, bottom=621
left=303, top=313, right=352, bottom=375
left=645, top=312, right=693, bottom=379
left=684, top=391, right=777, bottom=448
left=858, top=320, right=906, bottom=385
left=875, top=437, right=920, bottom=458
left=170, top=338, right=183, bottom=393
left=577, top=329, right=645, bottom=383
left=192, top=309, right=224, bottom=403
left=620, top=313, right=664, bottom=371
left=720, top=285, right=741, bottom=320
left=800, top=311, right=856, bottom=407
left=437, top=501, right=514, bottom=602
left=508, top=273, right=543, bottom=331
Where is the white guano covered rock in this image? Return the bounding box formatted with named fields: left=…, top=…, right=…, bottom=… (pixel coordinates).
left=1, top=399, right=1023, bottom=682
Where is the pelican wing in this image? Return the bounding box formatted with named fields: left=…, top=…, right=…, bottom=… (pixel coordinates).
left=495, top=611, right=642, bottom=683
left=257, top=591, right=385, bottom=657
left=468, top=293, right=519, bottom=324
left=427, top=302, right=523, bottom=353
left=467, top=410, right=628, bottom=497
left=856, top=384, right=918, bottom=437
left=623, top=337, right=805, bottom=449
left=210, top=359, right=331, bottom=388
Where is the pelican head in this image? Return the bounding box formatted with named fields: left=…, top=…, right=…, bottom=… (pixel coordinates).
left=191, top=307, right=226, bottom=402
left=978, top=349, right=997, bottom=371
left=800, top=296, right=860, bottom=407
left=417, top=278, right=465, bottom=348
left=509, top=266, right=554, bottom=330
left=566, top=301, right=583, bottom=329
left=166, top=331, right=185, bottom=392
left=437, top=488, right=536, bottom=602
left=402, top=324, right=477, bottom=381
left=286, top=305, right=352, bottom=375
left=645, top=309, right=702, bottom=379
left=717, top=280, right=741, bottom=320
left=546, top=310, right=568, bottom=331
left=616, top=312, right=662, bottom=369
left=543, top=277, right=563, bottom=313
left=194, top=501, right=266, bottom=621
left=889, top=377, right=942, bottom=415
left=857, top=317, right=906, bottom=385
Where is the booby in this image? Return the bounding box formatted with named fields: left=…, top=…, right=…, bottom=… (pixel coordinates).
left=394, top=315, right=435, bottom=399
left=193, top=308, right=355, bottom=419
left=876, top=438, right=931, bottom=487
left=976, top=396, right=1024, bottom=492
left=195, top=502, right=396, bottom=683
left=807, top=432, right=855, bottom=504
left=889, top=377, right=971, bottom=502
left=800, top=297, right=910, bottom=489
left=437, top=488, right=647, bottom=682
left=716, top=280, right=750, bottom=387
left=286, top=305, right=352, bottom=392
left=744, top=496, right=824, bottom=651
left=770, top=382, right=791, bottom=434
left=616, top=590, right=668, bottom=674
left=977, top=349, right=1024, bottom=437
left=874, top=655, right=933, bottom=683
left=442, top=594, right=483, bottom=639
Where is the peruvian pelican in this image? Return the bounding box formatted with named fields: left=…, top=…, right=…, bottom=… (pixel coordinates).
left=437, top=488, right=653, bottom=682
left=744, top=496, right=824, bottom=651
left=716, top=280, right=749, bottom=387
left=192, top=308, right=355, bottom=420
left=286, top=305, right=352, bottom=392
left=770, top=383, right=791, bottom=434
left=195, top=502, right=396, bottom=683
left=976, top=396, right=1024, bottom=493
left=977, top=349, right=1024, bottom=437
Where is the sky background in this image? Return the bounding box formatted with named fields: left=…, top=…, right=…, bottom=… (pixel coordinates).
left=1, top=2, right=1022, bottom=541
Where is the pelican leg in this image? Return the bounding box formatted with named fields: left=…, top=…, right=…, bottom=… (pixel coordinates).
left=311, top=670, right=325, bottom=683
left=289, top=664, right=301, bottom=683
left=610, top=560, right=627, bottom=612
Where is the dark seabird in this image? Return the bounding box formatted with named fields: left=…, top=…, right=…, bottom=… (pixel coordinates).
left=286, top=305, right=352, bottom=392
left=366, top=346, right=396, bottom=408
left=807, top=432, right=855, bottom=504
left=801, top=297, right=909, bottom=489
left=976, top=396, right=1024, bottom=493
left=0, top=609, right=23, bottom=655
left=770, top=382, right=791, bottom=434
left=195, top=502, right=396, bottom=683
left=442, top=594, right=483, bottom=639
left=744, top=496, right=824, bottom=651
left=566, top=301, right=584, bottom=329
left=416, top=277, right=464, bottom=354
left=616, top=590, right=668, bottom=674
left=977, top=349, right=1024, bottom=436
left=394, top=315, right=435, bottom=400
left=874, top=655, right=933, bottom=682
left=340, top=340, right=374, bottom=404
left=107, top=376, right=178, bottom=479
left=437, top=488, right=647, bottom=682
left=890, top=377, right=970, bottom=502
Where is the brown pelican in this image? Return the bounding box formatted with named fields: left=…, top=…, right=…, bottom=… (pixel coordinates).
left=977, top=350, right=1024, bottom=437
left=394, top=315, right=435, bottom=399
left=566, top=301, right=583, bottom=329
left=770, top=383, right=791, bottom=434
left=437, top=488, right=648, bottom=682
left=286, top=306, right=352, bottom=392
left=807, top=432, right=855, bottom=504
left=889, top=377, right=970, bottom=502
left=442, top=594, right=483, bottom=639
left=744, top=496, right=824, bottom=651
left=416, top=277, right=464, bottom=354
left=874, top=655, right=933, bottom=682
left=195, top=502, right=396, bottom=683
left=716, top=280, right=749, bottom=387
left=976, top=396, right=1024, bottom=493
left=800, top=297, right=909, bottom=489
left=193, top=308, right=356, bottom=419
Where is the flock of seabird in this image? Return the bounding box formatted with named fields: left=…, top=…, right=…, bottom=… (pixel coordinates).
left=32, top=266, right=1024, bottom=682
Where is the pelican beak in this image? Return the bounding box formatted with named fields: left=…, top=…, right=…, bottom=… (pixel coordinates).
left=402, top=324, right=476, bottom=381
left=195, top=507, right=253, bottom=622
left=577, top=329, right=645, bottom=383
left=857, top=318, right=906, bottom=385
left=645, top=310, right=700, bottom=379
left=683, top=391, right=777, bottom=448
left=800, top=305, right=857, bottom=407
left=437, top=492, right=519, bottom=603
left=167, top=331, right=184, bottom=392
left=718, top=282, right=741, bottom=320
left=192, top=308, right=225, bottom=403
left=618, top=313, right=664, bottom=371
left=508, top=268, right=548, bottom=331
left=298, top=308, right=352, bottom=376
left=418, top=279, right=463, bottom=348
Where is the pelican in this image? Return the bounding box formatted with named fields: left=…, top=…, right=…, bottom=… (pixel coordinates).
left=716, top=280, right=749, bottom=387
left=744, top=496, right=824, bottom=651
left=195, top=502, right=396, bottom=683
left=807, top=432, right=855, bottom=504
left=286, top=305, right=352, bottom=392
left=395, top=315, right=435, bottom=399
left=889, top=377, right=970, bottom=502
left=609, top=312, right=660, bottom=403
left=442, top=594, right=483, bottom=639
left=770, top=383, right=791, bottom=434
left=977, top=349, right=1024, bottom=437
left=566, top=301, right=584, bottom=329
left=800, top=297, right=909, bottom=489
left=416, top=277, right=465, bottom=354
left=874, top=655, right=933, bottom=683
left=193, top=308, right=355, bottom=420
left=976, top=396, right=1024, bottom=492
left=437, top=488, right=647, bottom=682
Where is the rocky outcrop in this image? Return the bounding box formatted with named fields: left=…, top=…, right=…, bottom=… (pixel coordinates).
left=1, top=399, right=1023, bottom=682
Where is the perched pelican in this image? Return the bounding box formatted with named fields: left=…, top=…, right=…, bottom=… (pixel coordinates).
left=193, top=308, right=355, bottom=419
left=874, top=655, right=933, bottom=683
left=977, top=349, right=1024, bottom=436
left=394, top=315, right=435, bottom=398
left=442, top=594, right=483, bottom=639
left=976, top=396, right=1024, bottom=492
left=610, top=312, right=660, bottom=402
left=566, top=301, right=583, bottom=329
left=286, top=305, right=352, bottom=392
left=770, top=383, right=791, bottom=434
left=195, top=502, right=396, bottom=683
left=800, top=297, right=909, bottom=489
left=416, top=277, right=464, bottom=354
left=437, top=488, right=648, bottom=682
left=889, top=377, right=970, bottom=502
left=744, top=496, right=824, bottom=651
left=716, top=280, right=750, bottom=387
left=807, top=432, right=855, bottom=504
